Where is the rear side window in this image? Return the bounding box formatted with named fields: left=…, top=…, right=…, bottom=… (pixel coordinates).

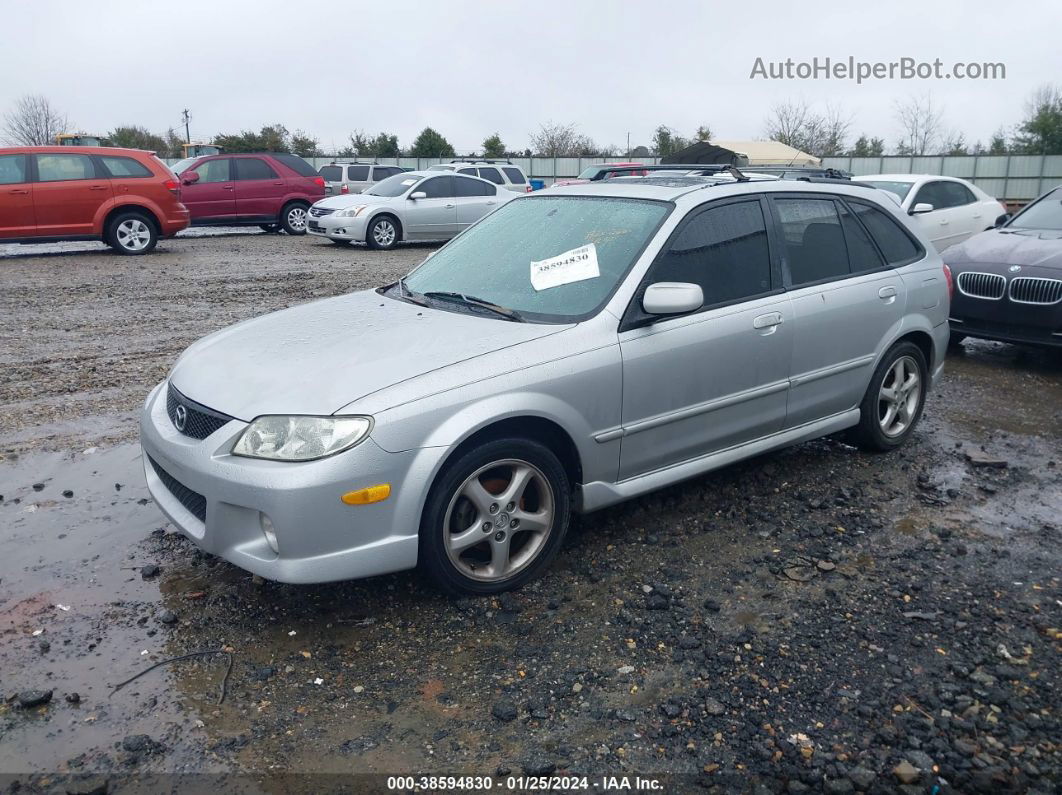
left=0, top=154, right=27, bottom=184
left=319, top=165, right=342, bottom=181
left=455, top=176, right=495, bottom=197
left=774, top=198, right=850, bottom=285
left=100, top=156, right=153, bottom=178
left=420, top=175, right=455, bottom=198
left=195, top=158, right=231, bottom=183
left=652, top=200, right=773, bottom=306
left=458, top=168, right=477, bottom=176
left=838, top=203, right=884, bottom=272
left=373, top=167, right=398, bottom=180
left=35, top=153, right=96, bottom=182
left=234, top=158, right=278, bottom=180
left=848, top=201, right=923, bottom=265
left=348, top=165, right=370, bottom=181
left=941, top=181, right=975, bottom=207
left=271, top=153, right=316, bottom=177
left=478, top=167, right=504, bottom=185
left=502, top=167, right=525, bottom=184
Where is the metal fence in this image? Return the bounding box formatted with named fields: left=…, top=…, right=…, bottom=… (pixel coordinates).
left=822, top=154, right=1062, bottom=202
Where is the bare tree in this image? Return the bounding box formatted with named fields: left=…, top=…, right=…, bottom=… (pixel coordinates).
left=3, top=94, right=69, bottom=145
left=529, top=121, right=604, bottom=156
left=894, top=94, right=944, bottom=155
left=763, top=100, right=850, bottom=157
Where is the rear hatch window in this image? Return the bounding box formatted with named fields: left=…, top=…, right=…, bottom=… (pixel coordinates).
left=319, top=165, right=342, bottom=182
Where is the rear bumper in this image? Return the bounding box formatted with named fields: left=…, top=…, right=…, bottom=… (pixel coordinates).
left=160, top=207, right=191, bottom=238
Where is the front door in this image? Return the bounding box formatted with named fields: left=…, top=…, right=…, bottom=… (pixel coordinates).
left=233, top=157, right=286, bottom=218
left=180, top=157, right=235, bottom=221
left=403, top=175, right=458, bottom=238
left=618, top=197, right=792, bottom=480
left=0, top=154, right=34, bottom=238
left=32, top=153, right=112, bottom=236
left=768, top=195, right=907, bottom=427
left=453, top=174, right=500, bottom=230
left=910, top=180, right=966, bottom=251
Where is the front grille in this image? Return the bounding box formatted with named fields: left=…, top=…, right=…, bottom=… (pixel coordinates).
left=166, top=383, right=233, bottom=440
left=309, top=207, right=335, bottom=217
left=148, top=456, right=206, bottom=522
left=956, top=271, right=1005, bottom=300
left=1008, top=276, right=1062, bottom=305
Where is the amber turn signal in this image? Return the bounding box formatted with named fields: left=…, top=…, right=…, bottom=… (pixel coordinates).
left=340, top=484, right=391, bottom=505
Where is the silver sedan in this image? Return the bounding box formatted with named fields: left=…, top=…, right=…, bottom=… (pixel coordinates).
left=141, top=178, right=949, bottom=594
left=305, top=170, right=514, bottom=249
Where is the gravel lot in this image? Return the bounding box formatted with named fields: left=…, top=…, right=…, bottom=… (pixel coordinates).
left=0, top=232, right=1059, bottom=793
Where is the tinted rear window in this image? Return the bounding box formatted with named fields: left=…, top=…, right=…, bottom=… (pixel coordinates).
left=319, top=165, right=342, bottom=181
left=455, top=176, right=495, bottom=197
left=272, top=153, right=316, bottom=177
left=774, top=198, right=851, bottom=285
left=478, top=167, right=504, bottom=185
left=349, top=165, right=370, bottom=181
left=100, top=155, right=153, bottom=178
left=503, top=167, right=525, bottom=184
left=234, top=158, right=278, bottom=180
left=848, top=201, right=923, bottom=265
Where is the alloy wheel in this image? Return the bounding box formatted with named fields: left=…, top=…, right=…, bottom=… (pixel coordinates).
left=287, top=206, right=307, bottom=232
left=116, top=219, right=151, bottom=251
left=373, top=219, right=396, bottom=247
left=878, top=355, right=921, bottom=437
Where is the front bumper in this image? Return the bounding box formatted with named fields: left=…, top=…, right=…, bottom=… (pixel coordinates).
left=139, top=381, right=439, bottom=583
left=306, top=211, right=369, bottom=241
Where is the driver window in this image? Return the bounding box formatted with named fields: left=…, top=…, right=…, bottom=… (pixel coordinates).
left=196, top=159, right=231, bottom=183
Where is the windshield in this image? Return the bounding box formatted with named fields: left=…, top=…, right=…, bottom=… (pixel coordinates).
left=427, top=164, right=455, bottom=171
left=366, top=173, right=423, bottom=197
left=576, top=166, right=604, bottom=179
left=867, top=180, right=915, bottom=202
left=402, top=196, right=671, bottom=322
left=1007, top=188, right=1062, bottom=230
left=170, top=157, right=197, bottom=175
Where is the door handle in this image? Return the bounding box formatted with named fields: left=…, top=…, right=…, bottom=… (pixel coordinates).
left=753, top=312, right=783, bottom=330
left=878, top=286, right=898, bottom=299
left=939, top=219, right=948, bottom=225
left=89, top=184, right=107, bottom=191
left=8, top=189, right=29, bottom=195
left=445, top=203, right=455, bottom=208
left=486, top=201, right=497, bottom=205
left=223, top=185, right=234, bottom=191
left=273, top=182, right=284, bottom=186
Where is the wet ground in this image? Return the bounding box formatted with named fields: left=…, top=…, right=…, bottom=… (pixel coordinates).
left=0, top=233, right=1059, bottom=793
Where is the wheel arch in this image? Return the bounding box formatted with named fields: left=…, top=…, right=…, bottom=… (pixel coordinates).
left=366, top=211, right=403, bottom=241
left=101, top=203, right=161, bottom=236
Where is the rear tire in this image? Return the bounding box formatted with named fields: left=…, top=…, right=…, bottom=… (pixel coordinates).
left=366, top=215, right=399, bottom=250
left=106, top=211, right=157, bottom=255
left=419, top=438, right=571, bottom=595
left=848, top=341, right=928, bottom=452
left=279, top=203, right=309, bottom=235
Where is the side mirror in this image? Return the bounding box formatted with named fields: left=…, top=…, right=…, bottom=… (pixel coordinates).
left=642, top=282, right=703, bottom=316
left=409, top=191, right=427, bottom=200
left=910, top=202, right=934, bottom=215
left=182, top=171, right=200, bottom=185
left=993, top=212, right=1011, bottom=228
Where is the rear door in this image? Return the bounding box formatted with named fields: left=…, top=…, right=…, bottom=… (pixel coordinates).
left=453, top=175, right=500, bottom=230
left=617, top=197, right=792, bottom=479
left=910, top=180, right=965, bottom=250
left=98, top=153, right=156, bottom=204
left=32, top=152, right=112, bottom=236
left=233, top=157, right=286, bottom=218
left=403, top=175, right=458, bottom=238
left=0, top=153, right=34, bottom=238
left=768, top=194, right=906, bottom=428
left=180, top=157, right=235, bottom=220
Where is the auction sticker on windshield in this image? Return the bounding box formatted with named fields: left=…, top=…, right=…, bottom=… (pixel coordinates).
left=530, top=243, right=600, bottom=291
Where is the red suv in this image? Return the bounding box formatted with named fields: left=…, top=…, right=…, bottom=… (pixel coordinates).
left=175, top=153, right=325, bottom=234
left=0, top=146, right=190, bottom=254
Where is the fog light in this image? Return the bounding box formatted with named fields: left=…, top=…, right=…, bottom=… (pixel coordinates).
left=260, top=513, right=279, bottom=554
left=341, top=484, right=391, bottom=505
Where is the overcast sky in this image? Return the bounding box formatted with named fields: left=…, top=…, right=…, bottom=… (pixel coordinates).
left=2, top=0, right=1059, bottom=154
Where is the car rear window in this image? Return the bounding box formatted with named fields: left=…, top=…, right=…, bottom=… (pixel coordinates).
left=0, top=154, right=27, bottom=184
left=271, top=153, right=316, bottom=177
left=455, top=176, right=495, bottom=197
left=235, top=158, right=279, bottom=180
left=349, top=165, right=370, bottom=181
left=478, top=167, right=504, bottom=185
left=99, top=155, right=153, bottom=178
left=774, top=198, right=852, bottom=285
left=319, top=165, right=342, bottom=181
left=847, top=200, right=923, bottom=265
left=502, top=167, right=525, bottom=184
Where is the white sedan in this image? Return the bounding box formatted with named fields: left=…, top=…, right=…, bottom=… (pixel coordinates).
left=856, top=174, right=1007, bottom=251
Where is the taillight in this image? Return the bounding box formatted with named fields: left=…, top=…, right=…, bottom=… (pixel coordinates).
left=942, top=263, right=954, bottom=298
left=526, top=185, right=532, bottom=192
left=313, top=176, right=325, bottom=189
left=163, top=178, right=179, bottom=195
left=341, top=184, right=349, bottom=194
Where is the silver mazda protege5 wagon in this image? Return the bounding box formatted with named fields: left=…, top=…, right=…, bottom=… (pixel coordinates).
left=140, top=176, right=950, bottom=594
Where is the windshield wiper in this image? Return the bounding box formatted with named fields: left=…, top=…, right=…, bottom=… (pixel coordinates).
left=392, top=277, right=429, bottom=307
left=422, top=291, right=525, bottom=322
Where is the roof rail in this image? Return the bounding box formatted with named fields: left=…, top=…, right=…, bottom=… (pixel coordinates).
left=449, top=158, right=514, bottom=165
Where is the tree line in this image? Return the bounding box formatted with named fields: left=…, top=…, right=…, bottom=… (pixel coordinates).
left=4, top=85, right=1061, bottom=160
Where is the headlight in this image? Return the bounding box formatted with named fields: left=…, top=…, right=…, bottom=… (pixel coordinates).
left=335, top=205, right=368, bottom=218
left=232, top=416, right=372, bottom=461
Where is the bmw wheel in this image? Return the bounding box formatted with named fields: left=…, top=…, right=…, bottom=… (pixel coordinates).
left=280, top=203, right=309, bottom=235
left=106, top=211, right=157, bottom=255
left=420, top=438, right=571, bottom=594
left=366, top=216, right=399, bottom=250
left=849, top=341, right=928, bottom=452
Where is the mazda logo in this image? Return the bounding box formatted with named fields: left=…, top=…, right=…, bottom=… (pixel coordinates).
left=174, top=404, right=188, bottom=432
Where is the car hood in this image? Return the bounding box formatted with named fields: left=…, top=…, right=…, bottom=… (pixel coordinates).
left=943, top=228, right=1062, bottom=273
left=169, top=290, right=571, bottom=420
left=313, top=192, right=400, bottom=210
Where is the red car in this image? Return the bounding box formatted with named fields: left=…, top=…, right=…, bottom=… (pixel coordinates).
left=175, top=153, right=324, bottom=234
left=0, top=145, right=189, bottom=254
left=552, top=162, right=648, bottom=187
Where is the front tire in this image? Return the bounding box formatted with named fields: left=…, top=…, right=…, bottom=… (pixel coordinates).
left=366, top=215, right=399, bottom=250
left=279, top=203, right=309, bottom=235
left=106, top=211, right=157, bottom=255
left=419, top=438, right=571, bottom=595
left=848, top=341, right=928, bottom=452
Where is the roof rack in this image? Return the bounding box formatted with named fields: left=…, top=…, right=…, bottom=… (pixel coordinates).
left=450, top=158, right=514, bottom=165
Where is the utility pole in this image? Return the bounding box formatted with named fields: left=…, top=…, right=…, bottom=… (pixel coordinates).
left=182, top=109, right=191, bottom=144
left=626, top=132, right=630, bottom=158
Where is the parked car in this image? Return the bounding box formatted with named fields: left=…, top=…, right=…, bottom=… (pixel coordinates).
left=856, top=174, right=1006, bottom=252
left=177, top=153, right=324, bottom=235
left=318, top=162, right=406, bottom=195
left=427, top=160, right=530, bottom=193
left=0, top=145, right=189, bottom=254
left=551, top=162, right=648, bottom=187
left=305, top=171, right=514, bottom=248
left=141, top=177, right=949, bottom=594
left=942, top=185, right=1062, bottom=348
